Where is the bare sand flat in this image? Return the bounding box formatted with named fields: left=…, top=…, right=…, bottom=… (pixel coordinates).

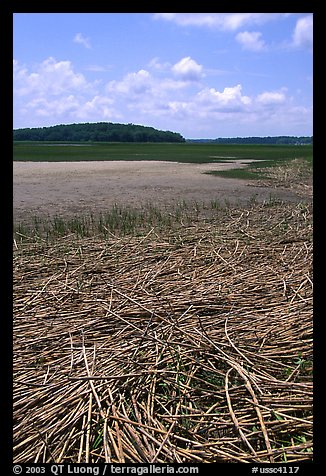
left=13, top=160, right=302, bottom=222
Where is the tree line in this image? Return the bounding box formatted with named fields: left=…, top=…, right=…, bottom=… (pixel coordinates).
left=13, top=122, right=186, bottom=143
left=210, top=136, right=312, bottom=145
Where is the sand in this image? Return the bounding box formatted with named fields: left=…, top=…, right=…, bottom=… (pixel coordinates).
left=13, top=160, right=304, bottom=222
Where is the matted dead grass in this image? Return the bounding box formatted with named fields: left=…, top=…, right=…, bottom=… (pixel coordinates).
left=251, top=158, right=313, bottom=199
left=13, top=202, right=313, bottom=463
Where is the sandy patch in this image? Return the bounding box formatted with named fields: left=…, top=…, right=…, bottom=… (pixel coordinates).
left=13, top=160, right=305, bottom=222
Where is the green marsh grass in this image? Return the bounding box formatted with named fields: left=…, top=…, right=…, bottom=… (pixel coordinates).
left=13, top=200, right=225, bottom=241
left=204, top=155, right=312, bottom=180
left=13, top=141, right=313, bottom=164
left=13, top=192, right=296, bottom=243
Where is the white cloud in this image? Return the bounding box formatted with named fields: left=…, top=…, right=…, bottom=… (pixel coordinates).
left=106, top=67, right=189, bottom=100
left=146, top=84, right=253, bottom=123
left=13, top=59, right=28, bottom=82
left=154, top=13, right=225, bottom=28
left=147, top=84, right=307, bottom=137
left=13, top=56, right=311, bottom=137
left=235, top=31, right=266, bottom=51
left=172, top=56, right=204, bottom=81
left=148, top=57, right=171, bottom=72
left=86, top=64, right=113, bottom=72
left=136, top=84, right=292, bottom=128
left=75, top=96, right=121, bottom=120
left=154, top=13, right=288, bottom=31
left=292, top=15, right=313, bottom=50
left=221, top=14, right=271, bottom=31
left=13, top=58, right=120, bottom=125
left=107, top=69, right=153, bottom=96
left=256, top=90, right=287, bottom=105
left=73, top=32, right=91, bottom=49
left=197, top=85, right=252, bottom=111
left=24, top=95, right=80, bottom=118
left=21, top=94, right=120, bottom=123
left=14, top=57, right=92, bottom=97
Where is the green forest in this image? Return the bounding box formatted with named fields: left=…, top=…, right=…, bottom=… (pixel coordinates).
left=13, top=122, right=313, bottom=145
left=13, top=122, right=186, bottom=143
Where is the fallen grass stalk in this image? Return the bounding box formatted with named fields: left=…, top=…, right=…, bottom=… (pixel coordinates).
left=13, top=201, right=313, bottom=463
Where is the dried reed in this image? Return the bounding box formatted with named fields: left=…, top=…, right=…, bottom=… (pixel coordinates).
left=13, top=202, right=313, bottom=463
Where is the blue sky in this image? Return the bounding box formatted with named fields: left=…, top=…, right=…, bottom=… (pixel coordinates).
left=13, top=13, right=313, bottom=138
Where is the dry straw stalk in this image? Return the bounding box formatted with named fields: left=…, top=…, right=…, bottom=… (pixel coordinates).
left=13, top=202, right=313, bottom=463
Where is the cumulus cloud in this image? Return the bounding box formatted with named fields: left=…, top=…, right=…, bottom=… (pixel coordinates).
left=197, top=85, right=252, bottom=111
left=292, top=15, right=313, bottom=50
left=171, top=57, right=204, bottom=81
left=75, top=96, right=121, bottom=120
left=235, top=31, right=266, bottom=51
left=73, top=32, right=91, bottom=49
left=106, top=58, right=203, bottom=101
left=24, top=95, right=80, bottom=118
left=13, top=58, right=120, bottom=125
left=106, top=66, right=190, bottom=99
left=150, top=84, right=253, bottom=122
left=143, top=84, right=291, bottom=127
left=14, top=57, right=92, bottom=97
left=19, top=96, right=81, bottom=125
left=256, top=90, right=287, bottom=105
left=148, top=57, right=171, bottom=72
left=21, top=94, right=120, bottom=123
left=13, top=55, right=310, bottom=136
left=106, top=69, right=153, bottom=96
